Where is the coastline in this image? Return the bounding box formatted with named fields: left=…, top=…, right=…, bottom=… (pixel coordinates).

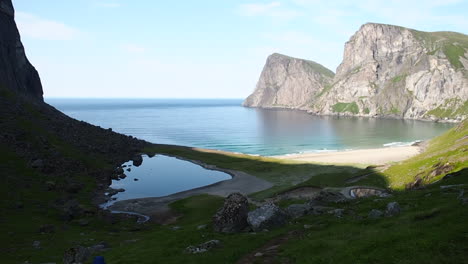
left=107, top=159, right=273, bottom=220
left=271, top=145, right=422, bottom=165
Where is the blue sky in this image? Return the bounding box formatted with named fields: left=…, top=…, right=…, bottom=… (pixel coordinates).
left=14, top=0, right=468, bottom=98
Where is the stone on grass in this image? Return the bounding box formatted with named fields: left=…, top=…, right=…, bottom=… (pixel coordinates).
left=213, top=193, right=249, bottom=233
left=368, top=209, right=383, bottom=219
left=247, top=203, right=289, bottom=232
left=285, top=204, right=311, bottom=219
left=185, top=240, right=221, bottom=254
left=385, top=202, right=401, bottom=217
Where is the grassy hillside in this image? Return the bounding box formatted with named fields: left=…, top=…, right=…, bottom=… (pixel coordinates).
left=1, top=85, right=467, bottom=263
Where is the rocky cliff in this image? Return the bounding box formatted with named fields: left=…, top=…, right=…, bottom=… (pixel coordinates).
left=0, top=0, right=43, bottom=101
left=243, top=53, right=334, bottom=109
left=245, top=23, right=468, bottom=121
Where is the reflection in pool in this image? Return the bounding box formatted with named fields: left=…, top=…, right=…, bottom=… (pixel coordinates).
left=108, top=155, right=231, bottom=201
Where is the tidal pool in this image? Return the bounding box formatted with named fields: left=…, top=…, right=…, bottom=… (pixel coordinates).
left=109, top=155, right=231, bottom=201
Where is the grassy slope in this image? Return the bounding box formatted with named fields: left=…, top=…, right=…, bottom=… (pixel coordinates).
left=384, top=120, right=468, bottom=189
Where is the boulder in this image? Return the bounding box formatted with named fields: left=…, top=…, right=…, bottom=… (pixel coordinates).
left=213, top=193, right=249, bottom=233
left=63, top=246, right=91, bottom=264
left=247, top=203, right=289, bottom=232
left=385, top=202, right=401, bottom=217
left=329, top=208, right=345, bottom=218
left=285, top=204, right=311, bottom=219
left=132, top=155, right=143, bottom=167
left=368, top=209, right=383, bottom=218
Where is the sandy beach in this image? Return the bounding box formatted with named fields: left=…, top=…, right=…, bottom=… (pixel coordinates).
left=273, top=146, right=421, bottom=165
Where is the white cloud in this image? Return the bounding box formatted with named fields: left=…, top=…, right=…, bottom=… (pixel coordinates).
left=16, top=12, right=81, bottom=41
left=238, top=1, right=301, bottom=19
left=120, top=43, right=146, bottom=54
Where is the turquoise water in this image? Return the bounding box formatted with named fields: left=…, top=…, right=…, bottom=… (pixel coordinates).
left=109, top=155, right=231, bottom=200
left=46, top=98, right=454, bottom=156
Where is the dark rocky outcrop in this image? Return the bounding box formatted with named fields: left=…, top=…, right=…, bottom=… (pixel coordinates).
left=0, top=0, right=43, bottom=101
left=213, top=193, right=249, bottom=233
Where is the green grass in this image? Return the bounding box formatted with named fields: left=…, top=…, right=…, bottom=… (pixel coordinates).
left=2, top=84, right=467, bottom=263
left=443, top=44, right=467, bottom=69
left=410, top=29, right=468, bottom=70
left=317, top=83, right=333, bottom=97
left=364, top=107, right=370, bottom=114
left=279, top=172, right=468, bottom=263
left=332, top=102, right=360, bottom=114
left=391, top=74, right=406, bottom=83
left=383, top=120, right=468, bottom=189
left=426, top=99, right=468, bottom=119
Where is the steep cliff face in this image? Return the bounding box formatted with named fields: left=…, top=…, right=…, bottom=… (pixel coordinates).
left=243, top=53, right=334, bottom=109
left=0, top=0, right=43, bottom=101
left=313, top=23, right=468, bottom=121
left=245, top=23, right=468, bottom=121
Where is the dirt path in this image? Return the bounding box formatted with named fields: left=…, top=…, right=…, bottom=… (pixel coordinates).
left=236, top=230, right=302, bottom=264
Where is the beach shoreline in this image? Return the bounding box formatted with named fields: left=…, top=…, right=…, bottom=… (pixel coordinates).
left=271, top=145, right=422, bottom=165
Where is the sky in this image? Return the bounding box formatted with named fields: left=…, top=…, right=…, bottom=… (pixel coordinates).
left=13, top=0, right=468, bottom=98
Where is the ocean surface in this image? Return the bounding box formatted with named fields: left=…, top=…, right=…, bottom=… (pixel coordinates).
left=46, top=98, right=454, bottom=156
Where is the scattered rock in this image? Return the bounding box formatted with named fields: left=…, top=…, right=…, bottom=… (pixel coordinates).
left=440, top=184, right=465, bottom=189
left=118, top=174, right=127, bottom=179
left=126, top=168, right=131, bottom=172
left=134, top=178, right=139, bottom=181
left=430, top=163, right=454, bottom=178
left=385, top=202, right=401, bottom=217
left=350, top=188, right=390, bottom=198
left=254, top=252, right=264, bottom=257
left=303, top=224, right=312, bottom=229
left=39, top=224, right=55, bottom=234
left=63, top=246, right=91, bottom=264
left=309, top=205, right=334, bottom=215
left=247, top=203, right=289, bottom=232
left=329, top=208, right=345, bottom=218
left=132, top=155, right=143, bottom=167
left=45, top=181, right=56, bottom=191
left=32, top=240, right=41, bottom=249
left=314, top=189, right=347, bottom=203
left=78, top=219, right=90, bottom=227
left=170, top=226, right=181, bottom=231
left=406, top=176, right=424, bottom=190
left=197, top=224, right=207, bottom=230
left=31, top=159, right=44, bottom=169
left=63, top=243, right=109, bottom=264
left=368, top=209, right=383, bottom=218
left=285, top=204, right=311, bottom=219
left=185, top=240, right=221, bottom=254
left=213, top=193, right=249, bottom=233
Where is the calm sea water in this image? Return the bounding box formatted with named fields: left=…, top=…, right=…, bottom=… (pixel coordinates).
left=46, top=98, right=454, bottom=156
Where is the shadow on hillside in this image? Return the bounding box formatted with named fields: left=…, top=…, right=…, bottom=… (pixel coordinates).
left=146, top=143, right=392, bottom=200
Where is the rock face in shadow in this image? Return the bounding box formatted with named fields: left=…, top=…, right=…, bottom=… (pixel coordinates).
left=0, top=0, right=43, bottom=101
left=243, top=53, right=334, bottom=109
left=244, top=23, right=468, bottom=121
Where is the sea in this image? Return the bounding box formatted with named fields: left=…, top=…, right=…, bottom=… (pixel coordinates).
left=46, top=98, right=454, bottom=157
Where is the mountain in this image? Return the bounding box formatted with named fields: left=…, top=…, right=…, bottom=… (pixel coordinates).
left=243, top=53, right=334, bottom=109
left=0, top=0, right=43, bottom=100
left=0, top=0, right=147, bottom=224
left=245, top=23, right=468, bottom=122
